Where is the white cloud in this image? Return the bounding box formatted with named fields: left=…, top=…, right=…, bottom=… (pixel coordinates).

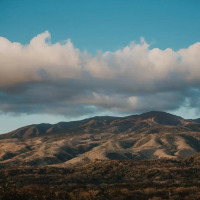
left=0, top=31, right=200, bottom=116
left=0, top=31, right=82, bottom=86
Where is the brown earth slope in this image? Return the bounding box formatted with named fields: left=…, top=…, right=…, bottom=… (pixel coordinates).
left=1, top=111, right=200, bottom=166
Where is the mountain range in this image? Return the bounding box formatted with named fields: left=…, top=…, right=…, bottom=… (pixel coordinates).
left=1, top=111, right=200, bottom=166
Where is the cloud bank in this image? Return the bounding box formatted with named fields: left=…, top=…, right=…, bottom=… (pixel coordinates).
left=0, top=31, right=200, bottom=117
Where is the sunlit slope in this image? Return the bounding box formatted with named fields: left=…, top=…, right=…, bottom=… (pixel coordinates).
left=1, top=111, right=200, bottom=166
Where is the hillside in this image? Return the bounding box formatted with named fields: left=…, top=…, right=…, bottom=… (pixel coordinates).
left=0, top=111, right=185, bottom=139
left=1, top=111, right=200, bottom=166
left=1, top=156, right=200, bottom=199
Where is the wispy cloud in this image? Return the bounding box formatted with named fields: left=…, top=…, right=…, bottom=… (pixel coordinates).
left=0, top=31, right=200, bottom=116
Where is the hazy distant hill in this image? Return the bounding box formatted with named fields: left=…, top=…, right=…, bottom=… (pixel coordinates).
left=1, top=111, right=200, bottom=166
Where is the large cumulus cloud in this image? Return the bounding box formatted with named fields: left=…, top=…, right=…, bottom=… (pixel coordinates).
left=0, top=31, right=200, bottom=116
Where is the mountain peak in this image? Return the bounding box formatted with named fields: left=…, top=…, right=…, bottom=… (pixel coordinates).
left=139, top=111, right=183, bottom=126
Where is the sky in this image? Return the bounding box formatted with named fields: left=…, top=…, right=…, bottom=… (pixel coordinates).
left=0, top=0, right=200, bottom=133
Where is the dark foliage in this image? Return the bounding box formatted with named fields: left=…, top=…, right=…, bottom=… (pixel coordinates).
left=1, top=157, right=200, bottom=199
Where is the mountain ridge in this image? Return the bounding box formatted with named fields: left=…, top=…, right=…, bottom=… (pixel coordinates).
left=1, top=111, right=200, bottom=166
left=0, top=111, right=188, bottom=139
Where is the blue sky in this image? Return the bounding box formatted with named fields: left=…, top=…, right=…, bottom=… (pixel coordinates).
left=1, top=0, right=200, bottom=52
left=0, top=0, right=200, bottom=133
